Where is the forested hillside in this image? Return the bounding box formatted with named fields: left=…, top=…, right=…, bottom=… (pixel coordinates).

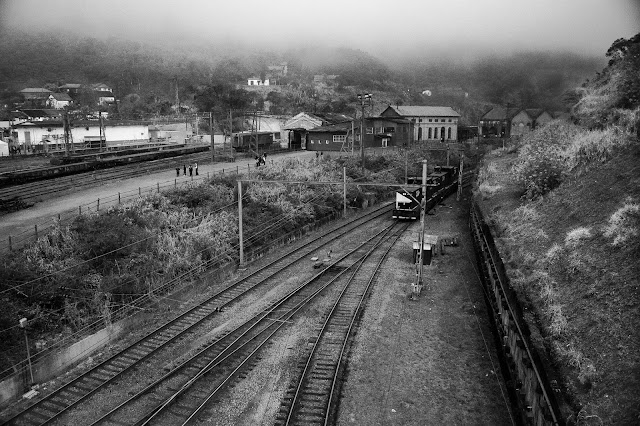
left=0, top=28, right=604, bottom=124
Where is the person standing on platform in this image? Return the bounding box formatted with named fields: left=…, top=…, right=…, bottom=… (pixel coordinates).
left=175, top=166, right=180, bottom=177
left=189, top=164, right=193, bottom=176
left=183, top=164, right=187, bottom=176
left=195, top=162, right=199, bottom=175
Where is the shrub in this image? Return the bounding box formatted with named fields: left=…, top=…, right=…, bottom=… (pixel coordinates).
left=564, top=227, right=592, bottom=249
left=603, top=197, right=640, bottom=248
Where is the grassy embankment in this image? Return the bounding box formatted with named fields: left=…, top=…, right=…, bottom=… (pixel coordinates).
left=475, top=120, right=639, bottom=424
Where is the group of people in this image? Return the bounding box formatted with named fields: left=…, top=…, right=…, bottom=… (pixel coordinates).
left=176, top=162, right=198, bottom=177
left=255, top=153, right=267, bottom=167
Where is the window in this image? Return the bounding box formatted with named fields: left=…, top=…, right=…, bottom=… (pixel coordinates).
left=355, top=134, right=361, bottom=141
left=375, top=127, right=383, bottom=134
left=428, top=128, right=432, bottom=139
left=274, top=132, right=281, bottom=139
left=447, top=127, right=451, bottom=139
left=428, top=119, right=432, bottom=122
left=383, top=127, right=395, bottom=133
left=441, top=119, right=446, bottom=122
left=325, top=140, right=329, bottom=144
left=333, top=135, right=346, bottom=143
left=366, top=127, right=374, bottom=134
left=448, top=119, right=452, bottom=122
left=434, top=128, right=438, bottom=139
left=310, top=140, right=315, bottom=144
left=418, top=119, right=422, bottom=123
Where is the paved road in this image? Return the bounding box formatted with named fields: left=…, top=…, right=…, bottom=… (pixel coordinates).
left=0, top=151, right=318, bottom=251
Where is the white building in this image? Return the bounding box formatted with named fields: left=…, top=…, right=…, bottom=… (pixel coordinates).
left=380, top=105, right=460, bottom=141
left=247, top=77, right=270, bottom=86
left=12, top=121, right=149, bottom=151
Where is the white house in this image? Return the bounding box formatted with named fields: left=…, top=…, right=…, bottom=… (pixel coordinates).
left=380, top=105, right=460, bottom=141
left=46, top=93, right=73, bottom=109
left=247, top=77, right=269, bottom=86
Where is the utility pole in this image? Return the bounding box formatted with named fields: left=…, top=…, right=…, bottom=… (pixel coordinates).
left=99, top=111, right=104, bottom=153
left=210, top=111, right=214, bottom=162
left=357, top=93, right=372, bottom=169
left=238, top=180, right=244, bottom=267
left=414, top=159, right=428, bottom=299
left=63, top=111, right=71, bottom=157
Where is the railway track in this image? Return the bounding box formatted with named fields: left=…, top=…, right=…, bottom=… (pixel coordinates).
left=0, top=204, right=393, bottom=426
left=87, top=221, right=405, bottom=426
left=277, top=221, right=409, bottom=426
left=0, top=151, right=216, bottom=207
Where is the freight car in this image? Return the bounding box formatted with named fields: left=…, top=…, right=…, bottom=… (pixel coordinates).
left=392, top=165, right=458, bottom=219
left=231, top=131, right=274, bottom=152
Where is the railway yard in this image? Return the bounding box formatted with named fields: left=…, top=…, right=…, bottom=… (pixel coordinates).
left=0, top=148, right=529, bottom=425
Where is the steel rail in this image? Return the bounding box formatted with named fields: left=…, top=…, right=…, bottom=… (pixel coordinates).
left=282, top=222, right=408, bottom=426
left=89, top=222, right=399, bottom=425
left=0, top=206, right=392, bottom=426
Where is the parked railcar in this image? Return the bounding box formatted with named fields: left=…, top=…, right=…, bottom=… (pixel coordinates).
left=232, top=131, right=274, bottom=152
left=392, top=166, right=459, bottom=220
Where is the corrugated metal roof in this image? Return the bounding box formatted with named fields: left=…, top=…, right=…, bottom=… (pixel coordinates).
left=389, top=105, right=460, bottom=117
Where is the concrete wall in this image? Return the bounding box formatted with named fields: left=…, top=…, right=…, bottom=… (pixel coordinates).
left=0, top=322, right=125, bottom=406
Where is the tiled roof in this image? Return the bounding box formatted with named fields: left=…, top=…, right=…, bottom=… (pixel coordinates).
left=49, top=93, right=73, bottom=101
left=59, top=83, right=82, bottom=89
left=20, top=88, right=52, bottom=93
left=525, top=108, right=544, bottom=119
left=389, top=105, right=460, bottom=117
left=307, top=122, right=351, bottom=133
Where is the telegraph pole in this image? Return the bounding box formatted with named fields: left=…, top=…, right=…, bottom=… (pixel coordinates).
left=357, top=93, right=371, bottom=169
left=210, top=111, right=214, bottom=162
left=414, top=159, right=428, bottom=299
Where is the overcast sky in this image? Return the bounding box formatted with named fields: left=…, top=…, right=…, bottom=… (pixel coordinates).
left=1, top=0, right=638, bottom=59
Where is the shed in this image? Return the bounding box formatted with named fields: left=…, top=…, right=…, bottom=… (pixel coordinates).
left=413, top=234, right=438, bottom=265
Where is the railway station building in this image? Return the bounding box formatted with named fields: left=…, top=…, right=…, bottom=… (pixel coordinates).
left=380, top=105, right=460, bottom=142
left=303, top=116, right=412, bottom=151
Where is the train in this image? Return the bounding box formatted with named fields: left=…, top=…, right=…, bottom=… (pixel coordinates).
left=231, top=131, right=275, bottom=152
left=392, top=165, right=459, bottom=219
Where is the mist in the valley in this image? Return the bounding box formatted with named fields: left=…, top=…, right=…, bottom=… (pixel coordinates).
left=0, top=0, right=638, bottom=121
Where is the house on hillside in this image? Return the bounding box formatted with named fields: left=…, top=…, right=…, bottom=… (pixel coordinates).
left=19, top=88, right=52, bottom=108
left=380, top=105, right=460, bottom=142
left=510, top=108, right=554, bottom=137
left=479, top=107, right=516, bottom=137
left=247, top=77, right=270, bottom=86
left=58, top=83, right=83, bottom=97
left=96, top=91, right=116, bottom=106
left=91, top=83, right=113, bottom=92
left=46, top=93, right=73, bottom=109
left=268, top=62, right=288, bottom=77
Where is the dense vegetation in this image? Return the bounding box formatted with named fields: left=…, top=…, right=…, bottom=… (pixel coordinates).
left=476, top=33, right=639, bottom=424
